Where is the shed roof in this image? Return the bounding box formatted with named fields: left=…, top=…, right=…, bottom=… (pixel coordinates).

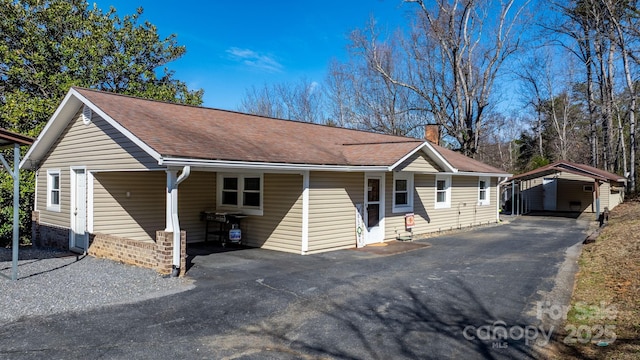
left=508, top=161, right=627, bottom=183
left=0, top=128, right=33, bottom=148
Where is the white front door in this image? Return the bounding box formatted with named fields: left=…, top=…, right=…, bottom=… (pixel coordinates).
left=543, top=178, right=557, bottom=211
left=70, top=168, right=87, bottom=252
left=365, top=174, right=385, bottom=244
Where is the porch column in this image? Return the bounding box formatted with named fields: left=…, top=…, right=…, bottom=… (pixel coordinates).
left=165, top=167, right=190, bottom=277
left=301, top=171, right=309, bottom=254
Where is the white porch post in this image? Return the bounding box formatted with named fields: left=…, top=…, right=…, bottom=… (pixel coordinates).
left=165, top=170, right=177, bottom=232
left=165, top=167, right=190, bottom=276
left=301, top=171, right=309, bottom=254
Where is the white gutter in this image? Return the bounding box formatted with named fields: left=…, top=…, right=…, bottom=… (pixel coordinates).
left=440, top=171, right=513, bottom=178
left=170, top=166, right=191, bottom=277
left=160, top=157, right=389, bottom=172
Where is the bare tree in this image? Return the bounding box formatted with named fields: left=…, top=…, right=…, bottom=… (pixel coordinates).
left=349, top=0, right=529, bottom=156
left=603, top=0, right=638, bottom=191
left=327, top=24, right=426, bottom=136
left=239, top=78, right=325, bottom=123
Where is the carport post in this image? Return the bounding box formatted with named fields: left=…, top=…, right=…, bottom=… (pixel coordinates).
left=511, top=180, right=515, bottom=215
left=594, top=180, right=600, bottom=221
left=0, top=144, right=20, bottom=280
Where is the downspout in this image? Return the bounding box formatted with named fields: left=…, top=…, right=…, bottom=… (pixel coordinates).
left=170, top=166, right=191, bottom=277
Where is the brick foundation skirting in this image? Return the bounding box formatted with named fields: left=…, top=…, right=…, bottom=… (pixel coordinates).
left=32, top=212, right=70, bottom=250
left=32, top=212, right=187, bottom=275
left=88, top=231, right=187, bottom=275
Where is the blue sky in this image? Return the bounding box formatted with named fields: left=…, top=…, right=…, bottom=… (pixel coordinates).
left=104, top=0, right=414, bottom=110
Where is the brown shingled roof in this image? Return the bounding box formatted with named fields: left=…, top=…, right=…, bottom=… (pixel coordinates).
left=429, top=142, right=506, bottom=173
left=76, top=87, right=423, bottom=167
left=0, top=128, right=33, bottom=148
left=509, top=161, right=626, bottom=182
left=73, top=87, right=505, bottom=173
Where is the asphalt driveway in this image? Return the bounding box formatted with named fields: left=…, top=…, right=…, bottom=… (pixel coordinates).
left=0, top=215, right=590, bottom=359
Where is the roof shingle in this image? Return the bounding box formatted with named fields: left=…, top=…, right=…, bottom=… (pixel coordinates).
left=74, top=87, right=505, bottom=173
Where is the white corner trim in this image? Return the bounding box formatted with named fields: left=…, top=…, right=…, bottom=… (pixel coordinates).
left=87, top=171, right=94, bottom=233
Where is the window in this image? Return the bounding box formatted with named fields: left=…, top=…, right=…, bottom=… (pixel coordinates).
left=393, top=172, right=414, bottom=213
left=478, top=177, right=490, bottom=206
left=217, top=173, right=263, bottom=215
left=435, top=175, right=451, bottom=209
left=583, top=185, right=594, bottom=192
left=221, top=177, right=238, bottom=205
left=47, top=169, right=61, bottom=211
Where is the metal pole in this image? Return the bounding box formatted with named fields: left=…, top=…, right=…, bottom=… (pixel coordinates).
left=511, top=180, right=515, bottom=215
left=12, top=144, right=19, bottom=281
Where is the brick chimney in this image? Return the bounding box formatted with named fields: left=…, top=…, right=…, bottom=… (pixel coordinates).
left=425, top=124, right=440, bottom=145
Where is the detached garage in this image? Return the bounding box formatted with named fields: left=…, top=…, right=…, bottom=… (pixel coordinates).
left=508, top=161, right=626, bottom=217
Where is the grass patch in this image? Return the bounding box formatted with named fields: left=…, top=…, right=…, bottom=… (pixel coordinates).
left=548, top=200, right=640, bottom=359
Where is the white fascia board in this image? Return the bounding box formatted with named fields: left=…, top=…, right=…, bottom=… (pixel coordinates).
left=159, top=157, right=389, bottom=172
left=560, top=163, right=626, bottom=183
left=20, top=88, right=162, bottom=170
left=20, top=91, right=82, bottom=170
left=388, top=142, right=429, bottom=171
left=71, top=89, right=162, bottom=163
left=420, top=142, right=457, bottom=173
left=388, top=142, right=456, bottom=173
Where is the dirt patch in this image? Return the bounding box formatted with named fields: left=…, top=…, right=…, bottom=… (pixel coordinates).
left=353, top=240, right=431, bottom=256
left=546, top=200, right=640, bottom=359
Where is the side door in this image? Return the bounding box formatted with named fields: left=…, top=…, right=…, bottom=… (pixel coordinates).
left=70, top=167, right=88, bottom=252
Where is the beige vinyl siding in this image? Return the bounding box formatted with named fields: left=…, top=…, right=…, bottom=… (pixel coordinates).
left=307, top=172, right=364, bottom=253
left=395, top=151, right=441, bottom=173
left=178, top=171, right=216, bottom=243
left=520, top=179, right=544, bottom=211
left=93, top=172, right=165, bottom=242
left=608, top=182, right=625, bottom=210
left=599, top=182, right=611, bottom=210
left=385, top=174, right=497, bottom=239
left=518, top=172, right=622, bottom=213
left=556, top=178, right=595, bottom=212
left=36, top=107, right=160, bottom=227
left=36, top=168, right=70, bottom=229
left=241, top=173, right=303, bottom=253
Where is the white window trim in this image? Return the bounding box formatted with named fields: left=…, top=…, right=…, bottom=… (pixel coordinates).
left=216, top=173, right=264, bottom=216
left=435, top=175, right=451, bottom=209
left=392, top=172, right=414, bottom=213
left=478, top=176, right=490, bottom=206
left=46, top=169, right=61, bottom=212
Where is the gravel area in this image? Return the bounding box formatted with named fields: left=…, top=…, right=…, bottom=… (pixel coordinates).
left=0, top=247, right=194, bottom=325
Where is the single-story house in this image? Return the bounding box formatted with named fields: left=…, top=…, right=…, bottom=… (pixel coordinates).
left=21, top=87, right=511, bottom=275
left=507, top=161, right=626, bottom=216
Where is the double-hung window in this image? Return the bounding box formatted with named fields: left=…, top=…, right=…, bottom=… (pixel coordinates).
left=47, top=169, right=61, bottom=212
left=218, top=173, right=263, bottom=215
left=478, top=177, right=490, bottom=206
left=435, top=175, right=451, bottom=209
left=393, top=172, right=414, bottom=213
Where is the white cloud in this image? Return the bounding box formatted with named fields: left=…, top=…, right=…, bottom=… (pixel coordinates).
left=226, top=47, right=283, bottom=73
